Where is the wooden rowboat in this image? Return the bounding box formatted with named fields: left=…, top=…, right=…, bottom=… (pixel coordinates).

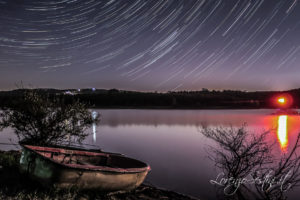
left=19, top=144, right=150, bottom=191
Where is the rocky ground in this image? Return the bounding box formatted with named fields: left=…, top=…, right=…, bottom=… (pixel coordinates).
left=0, top=151, right=198, bottom=200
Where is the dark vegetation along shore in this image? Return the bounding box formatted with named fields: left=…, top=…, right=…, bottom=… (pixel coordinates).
left=0, top=88, right=300, bottom=109
left=0, top=150, right=197, bottom=200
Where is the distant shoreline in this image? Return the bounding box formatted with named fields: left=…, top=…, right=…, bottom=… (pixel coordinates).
left=1, top=88, right=300, bottom=110
left=89, top=106, right=278, bottom=110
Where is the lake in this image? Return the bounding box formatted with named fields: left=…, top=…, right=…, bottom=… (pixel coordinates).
left=1, top=109, right=300, bottom=199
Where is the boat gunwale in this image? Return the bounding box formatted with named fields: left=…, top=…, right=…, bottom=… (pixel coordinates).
left=22, top=144, right=150, bottom=174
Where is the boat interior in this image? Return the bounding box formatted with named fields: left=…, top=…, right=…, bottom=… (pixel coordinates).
left=24, top=145, right=148, bottom=170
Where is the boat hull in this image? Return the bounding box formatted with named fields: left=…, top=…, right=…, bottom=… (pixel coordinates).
left=19, top=146, right=149, bottom=191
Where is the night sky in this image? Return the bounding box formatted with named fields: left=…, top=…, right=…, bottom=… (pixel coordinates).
left=1, top=0, right=300, bottom=91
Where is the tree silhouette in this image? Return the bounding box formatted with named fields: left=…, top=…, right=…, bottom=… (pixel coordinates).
left=0, top=90, right=100, bottom=145
left=201, top=126, right=300, bottom=200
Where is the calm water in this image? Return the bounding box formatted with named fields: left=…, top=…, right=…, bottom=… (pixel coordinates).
left=1, top=109, right=300, bottom=199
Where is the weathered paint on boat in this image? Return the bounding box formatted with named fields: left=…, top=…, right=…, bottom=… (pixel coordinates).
left=19, top=145, right=150, bottom=191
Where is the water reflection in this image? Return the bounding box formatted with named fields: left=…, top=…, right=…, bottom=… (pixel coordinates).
left=202, top=123, right=300, bottom=200
left=92, top=123, right=97, bottom=142
left=94, top=110, right=300, bottom=153
left=1, top=109, right=300, bottom=200
left=277, top=115, right=288, bottom=150
left=92, top=111, right=98, bottom=143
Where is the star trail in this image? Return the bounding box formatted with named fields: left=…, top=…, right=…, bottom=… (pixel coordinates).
left=0, top=0, right=300, bottom=91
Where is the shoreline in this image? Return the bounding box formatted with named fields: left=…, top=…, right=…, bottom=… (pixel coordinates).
left=89, top=106, right=279, bottom=110
left=0, top=150, right=199, bottom=200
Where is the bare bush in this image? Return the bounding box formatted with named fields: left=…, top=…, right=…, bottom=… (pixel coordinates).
left=0, top=90, right=100, bottom=145
left=201, top=125, right=300, bottom=200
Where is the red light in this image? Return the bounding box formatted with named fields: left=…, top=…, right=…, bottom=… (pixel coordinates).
left=278, top=98, right=285, bottom=104
left=272, top=94, right=293, bottom=109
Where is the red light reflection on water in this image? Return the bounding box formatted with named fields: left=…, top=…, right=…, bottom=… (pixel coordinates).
left=266, top=113, right=300, bottom=152
left=277, top=115, right=288, bottom=151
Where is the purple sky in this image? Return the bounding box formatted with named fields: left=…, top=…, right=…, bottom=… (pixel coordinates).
left=1, top=0, right=300, bottom=91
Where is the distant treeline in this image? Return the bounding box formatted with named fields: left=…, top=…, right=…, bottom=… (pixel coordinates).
left=1, top=88, right=300, bottom=109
